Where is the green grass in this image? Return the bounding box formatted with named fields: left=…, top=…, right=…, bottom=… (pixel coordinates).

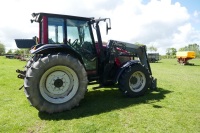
left=0, top=56, right=200, bottom=133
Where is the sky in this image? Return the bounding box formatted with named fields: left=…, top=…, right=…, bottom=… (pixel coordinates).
left=0, top=0, right=199, bottom=55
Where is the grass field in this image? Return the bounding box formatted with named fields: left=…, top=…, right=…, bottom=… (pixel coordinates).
left=0, top=56, right=199, bottom=133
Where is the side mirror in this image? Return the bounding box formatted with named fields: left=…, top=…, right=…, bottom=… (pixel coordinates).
left=30, top=19, right=34, bottom=23
left=106, top=23, right=111, bottom=35
left=106, top=18, right=111, bottom=35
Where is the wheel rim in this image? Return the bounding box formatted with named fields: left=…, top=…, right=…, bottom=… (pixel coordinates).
left=129, top=71, right=146, bottom=92
left=39, top=66, right=79, bottom=104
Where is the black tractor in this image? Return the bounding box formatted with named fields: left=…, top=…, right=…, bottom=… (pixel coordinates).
left=16, top=13, right=157, bottom=113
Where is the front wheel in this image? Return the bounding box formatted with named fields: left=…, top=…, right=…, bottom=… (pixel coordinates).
left=24, top=54, right=88, bottom=113
left=118, top=64, right=150, bottom=97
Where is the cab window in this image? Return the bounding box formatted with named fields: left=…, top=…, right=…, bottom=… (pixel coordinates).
left=48, top=18, right=64, bottom=44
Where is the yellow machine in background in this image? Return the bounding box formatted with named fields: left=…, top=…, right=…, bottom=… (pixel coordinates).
left=176, top=51, right=196, bottom=65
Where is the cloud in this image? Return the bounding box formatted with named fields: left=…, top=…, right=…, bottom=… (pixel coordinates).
left=193, top=10, right=200, bottom=17
left=109, top=0, right=191, bottom=54
left=0, top=0, right=199, bottom=55
left=173, top=23, right=200, bottom=47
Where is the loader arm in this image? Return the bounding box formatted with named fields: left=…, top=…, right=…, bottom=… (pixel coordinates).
left=107, top=40, right=152, bottom=75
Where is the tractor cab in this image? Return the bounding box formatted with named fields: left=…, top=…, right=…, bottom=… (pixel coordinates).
left=31, top=13, right=102, bottom=71
left=32, top=13, right=94, bottom=46
left=16, top=13, right=112, bottom=77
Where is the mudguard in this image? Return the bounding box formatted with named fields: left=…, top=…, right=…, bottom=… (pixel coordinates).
left=31, top=44, right=71, bottom=53
left=115, top=60, right=157, bottom=90
left=114, top=60, right=140, bottom=83
left=30, top=44, right=83, bottom=63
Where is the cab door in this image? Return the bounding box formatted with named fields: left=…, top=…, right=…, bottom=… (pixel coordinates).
left=66, top=19, right=97, bottom=72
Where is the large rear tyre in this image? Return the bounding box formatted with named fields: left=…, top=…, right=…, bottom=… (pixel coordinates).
left=24, top=54, right=88, bottom=113
left=24, top=55, right=39, bottom=72
left=118, top=64, right=150, bottom=97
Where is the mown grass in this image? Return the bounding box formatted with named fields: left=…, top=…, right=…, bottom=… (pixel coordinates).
left=0, top=56, right=199, bottom=133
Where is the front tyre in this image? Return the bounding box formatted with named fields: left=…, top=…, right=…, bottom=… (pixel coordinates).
left=24, top=54, right=88, bottom=113
left=118, top=64, right=150, bottom=97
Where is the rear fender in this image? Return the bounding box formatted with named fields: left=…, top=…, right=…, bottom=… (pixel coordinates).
left=114, top=60, right=140, bottom=83
left=30, top=44, right=84, bottom=64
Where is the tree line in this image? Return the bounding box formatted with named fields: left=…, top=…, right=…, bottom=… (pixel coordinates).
left=1, top=41, right=200, bottom=58
left=0, top=42, right=5, bottom=55
left=0, top=42, right=29, bottom=56
left=165, top=43, right=200, bottom=58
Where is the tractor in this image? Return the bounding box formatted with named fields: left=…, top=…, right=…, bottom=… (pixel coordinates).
left=15, top=13, right=157, bottom=113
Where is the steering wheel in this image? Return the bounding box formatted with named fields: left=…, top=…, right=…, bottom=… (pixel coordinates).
left=81, top=42, right=96, bottom=61
left=48, top=38, right=55, bottom=44
left=69, top=39, right=78, bottom=47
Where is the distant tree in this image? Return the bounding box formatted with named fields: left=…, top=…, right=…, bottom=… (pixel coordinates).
left=148, top=45, right=157, bottom=53
left=178, top=47, right=185, bottom=51
left=6, top=49, right=13, bottom=54
left=179, top=43, right=199, bottom=51
left=14, top=49, right=30, bottom=55
left=135, top=42, right=145, bottom=46
left=166, top=48, right=177, bottom=58
left=14, top=49, right=24, bottom=55
left=171, top=48, right=177, bottom=56
left=0, top=42, right=5, bottom=55
left=179, top=43, right=200, bottom=57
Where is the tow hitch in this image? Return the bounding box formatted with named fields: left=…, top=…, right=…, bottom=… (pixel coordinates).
left=16, top=69, right=25, bottom=90
left=16, top=69, right=26, bottom=79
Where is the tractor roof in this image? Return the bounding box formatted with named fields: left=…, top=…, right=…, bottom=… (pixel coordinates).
left=32, top=12, right=94, bottom=23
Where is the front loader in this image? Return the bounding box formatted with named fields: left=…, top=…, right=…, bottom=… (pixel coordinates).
left=15, top=12, right=157, bottom=113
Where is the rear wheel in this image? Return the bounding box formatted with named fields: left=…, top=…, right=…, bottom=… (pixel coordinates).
left=24, top=54, right=88, bottom=113
left=25, top=55, right=39, bottom=71
left=118, top=64, right=150, bottom=97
